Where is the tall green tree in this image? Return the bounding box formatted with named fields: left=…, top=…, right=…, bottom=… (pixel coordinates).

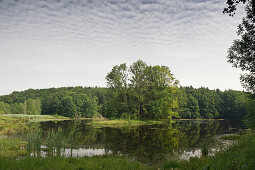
left=220, top=90, right=247, bottom=119
left=143, top=65, right=179, bottom=119
left=0, top=102, right=11, bottom=114
left=56, top=96, right=77, bottom=118
left=25, top=98, right=41, bottom=115
left=105, top=63, right=129, bottom=118
left=187, top=94, right=200, bottom=119
left=244, top=95, right=255, bottom=129
left=84, top=97, right=99, bottom=118
left=105, top=60, right=179, bottom=120
left=129, top=60, right=147, bottom=118
left=224, top=0, right=255, bottom=92
left=224, top=0, right=255, bottom=129
left=11, top=103, right=25, bottom=114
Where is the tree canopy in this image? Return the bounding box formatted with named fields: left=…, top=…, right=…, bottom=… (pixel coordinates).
left=105, top=60, right=179, bottom=120
left=223, top=0, right=249, bottom=16
left=224, top=0, right=255, bottom=92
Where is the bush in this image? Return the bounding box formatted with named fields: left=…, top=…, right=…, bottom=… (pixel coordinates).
left=163, top=161, right=179, bottom=169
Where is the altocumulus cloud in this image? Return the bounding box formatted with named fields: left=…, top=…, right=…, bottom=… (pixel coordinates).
left=0, top=0, right=245, bottom=95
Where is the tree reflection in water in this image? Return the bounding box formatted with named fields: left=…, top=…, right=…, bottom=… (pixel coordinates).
left=36, top=119, right=243, bottom=165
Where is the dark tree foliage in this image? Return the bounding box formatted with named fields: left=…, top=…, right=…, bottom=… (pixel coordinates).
left=0, top=87, right=103, bottom=118
left=0, top=102, right=11, bottom=114
left=0, top=85, right=250, bottom=119
left=223, top=0, right=249, bottom=16
left=220, top=90, right=247, bottom=118
left=105, top=60, right=179, bottom=120
left=244, top=95, right=255, bottom=129
left=224, top=0, right=255, bottom=129
left=224, top=0, right=255, bottom=92
left=178, top=87, right=249, bottom=119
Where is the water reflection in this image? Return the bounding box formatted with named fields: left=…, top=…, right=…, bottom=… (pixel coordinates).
left=30, top=119, right=244, bottom=165
left=65, top=148, right=109, bottom=157
left=180, top=150, right=202, bottom=160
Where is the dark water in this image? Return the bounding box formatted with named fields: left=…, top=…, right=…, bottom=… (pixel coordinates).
left=35, top=119, right=245, bottom=165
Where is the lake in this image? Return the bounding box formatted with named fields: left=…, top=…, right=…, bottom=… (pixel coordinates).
left=32, top=119, right=245, bottom=165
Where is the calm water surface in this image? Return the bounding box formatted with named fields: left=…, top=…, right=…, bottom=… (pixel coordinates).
left=35, top=120, right=245, bottom=165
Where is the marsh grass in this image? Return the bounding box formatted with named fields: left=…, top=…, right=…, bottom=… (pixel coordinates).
left=162, top=132, right=255, bottom=170
left=0, top=156, right=154, bottom=170
left=2, top=114, right=70, bottom=122
left=0, top=138, right=26, bottom=157
left=220, top=134, right=240, bottom=140
left=45, top=128, right=66, bottom=157
left=67, top=123, right=78, bottom=157
left=26, top=129, right=42, bottom=157
left=88, top=119, right=163, bottom=127
left=26, top=127, right=66, bottom=157
left=201, top=145, right=209, bottom=157
left=0, top=116, right=27, bottom=136
left=0, top=114, right=68, bottom=137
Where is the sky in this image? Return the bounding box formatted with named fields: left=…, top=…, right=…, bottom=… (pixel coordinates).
left=0, top=0, right=245, bottom=95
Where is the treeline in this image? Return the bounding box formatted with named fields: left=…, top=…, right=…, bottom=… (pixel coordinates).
left=103, top=60, right=250, bottom=120
left=178, top=87, right=248, bottom=119
left=0, top=60, right=252, bottom=120
left=0, top=86, right=250, bottom=119
left=0, top=87, right=104, bottom=118
left=0, top=98, right=41, bottom=115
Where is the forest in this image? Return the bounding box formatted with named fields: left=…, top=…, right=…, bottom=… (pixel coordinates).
left=0, top=60, right=252, bottom=120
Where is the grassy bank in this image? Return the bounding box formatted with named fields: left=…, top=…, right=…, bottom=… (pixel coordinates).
left=0, top=116, right=28, bottom=136
left=220, top=134, right=241, bottom=140
left=0, top=156, right=155, bottom=170
left=163, top=132, right=255, bottom=170
left=2, top=114, right=70, bottom=122
left=0, top=138, right=26, bottom=157
left=88, top=119, right=164, bottom=127
left=0, top=114, right=70, bottom=136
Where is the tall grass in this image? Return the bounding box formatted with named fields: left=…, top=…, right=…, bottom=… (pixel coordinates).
left=2, top=114, right=70, bottom=122
left=163, top=131, right=255, bottom=170
left=0, top=138, right=26, bottom=157
left=26, top=129, right=42, bottom=157
left=67, top=122, right=79, bottom=157
left=0, top=116, right=27, bottom=136
left=45, top=128, right=66, bottom=157
left=88, top=119, right=163, bottom=127
left=0, top=156, right=154, bottom=170
left=26, top=127, right=66, bottom=157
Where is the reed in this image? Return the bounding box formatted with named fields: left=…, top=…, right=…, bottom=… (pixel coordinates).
left=26, top=129, right=42, bottom=157
left=45, top=127, right=66, bottom=157
left=26, top=127, right=66, bottom=157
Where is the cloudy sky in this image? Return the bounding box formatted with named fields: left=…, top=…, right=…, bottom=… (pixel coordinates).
left=0, top=0, right=245, bottom=95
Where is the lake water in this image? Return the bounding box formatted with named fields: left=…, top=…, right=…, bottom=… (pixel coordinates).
left=35, top=119, right=245, bottom=165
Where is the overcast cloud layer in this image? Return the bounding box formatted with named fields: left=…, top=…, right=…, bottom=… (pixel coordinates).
left=0, top=0, right=245, bottom=95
